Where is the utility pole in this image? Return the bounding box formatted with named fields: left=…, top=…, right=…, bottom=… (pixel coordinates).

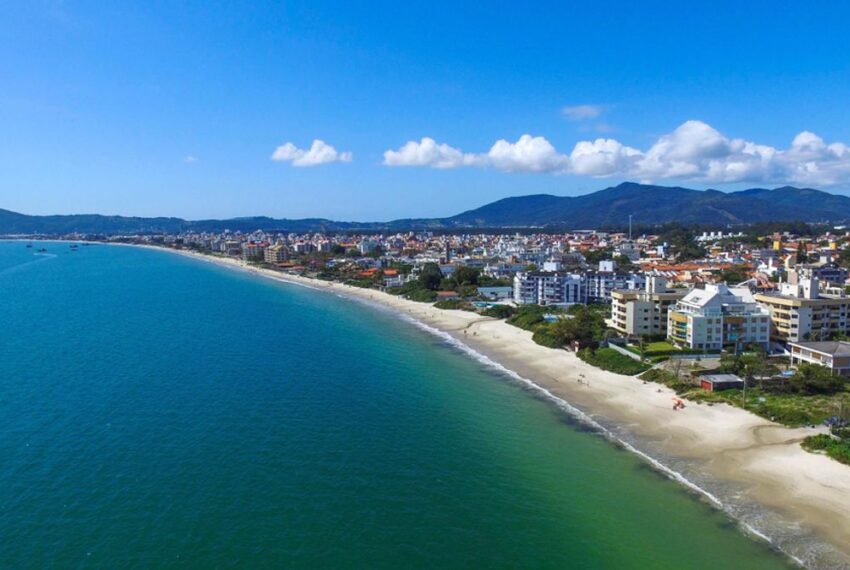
left=628, top=215, right=633, bottom=241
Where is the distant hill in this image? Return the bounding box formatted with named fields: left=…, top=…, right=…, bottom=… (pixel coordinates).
left=3, top=182, right=850, bottom=234
left=434, top=182, right=850, bottom=228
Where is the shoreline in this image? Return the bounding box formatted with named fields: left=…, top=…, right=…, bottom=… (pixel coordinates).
left=115, top=245, right=850, bottom=568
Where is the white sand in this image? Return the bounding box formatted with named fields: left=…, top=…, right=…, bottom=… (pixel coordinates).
left=145, top=247, right=850, bottom=565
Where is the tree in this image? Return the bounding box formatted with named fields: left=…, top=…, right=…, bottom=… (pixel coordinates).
left=452, top=266, right=480, bottom=287
left=793, top=363, right=846, bottom=395
left=614, top=254, right=634, bottom=270
left=418, top=263, right=443, bottom=291
left=550, top=306, right=605, bottom=347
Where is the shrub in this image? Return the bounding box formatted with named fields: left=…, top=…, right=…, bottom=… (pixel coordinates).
left=802, top=434, right=850, bottom=465
left=578, top=347, right=650, bottom=376
left=407, top=288, right=438, bottom=303
left=482, top=304, right=515, bottom=319
left=507, top=306, right=548, bottom=331
left=532, top=326, right=563, bottom=348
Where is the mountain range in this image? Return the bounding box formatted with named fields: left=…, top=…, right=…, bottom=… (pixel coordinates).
left=3, top=182, right=850, bottom=235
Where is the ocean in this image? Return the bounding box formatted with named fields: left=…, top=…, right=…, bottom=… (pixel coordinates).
left=0, top=241, right=793, bottom=568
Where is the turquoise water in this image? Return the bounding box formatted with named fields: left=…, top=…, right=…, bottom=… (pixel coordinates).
left=0, top=242, right=793, bottom=569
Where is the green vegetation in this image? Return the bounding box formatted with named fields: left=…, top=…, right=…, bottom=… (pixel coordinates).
left=641, top=359, right=850, bottom=427
left=417, top=263, right=444, bottom=290
left=655, top=223, right=706, bottom=261
left=532, top=327, right=564, bottom=348
left=717, top=264, right=752, bottom=284
left=506, top=304, right=608, bottom=350
left=578, top=348, right=650, bottom=375
left=688, top=388, right=847, bottom=426
left=802, top=434, right=850, bottom=465
left=551, top=305, right=606, bottom=347
left=406, top=288, right=438, bottom=302
left=434, top=299, right=464, bottom=310
left=640, top=368, right=694, bottom=393
left=482, top=304, right=515, bottom=319
left=506, top=305, right=549, bottom=330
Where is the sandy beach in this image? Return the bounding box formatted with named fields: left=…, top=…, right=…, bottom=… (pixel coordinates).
left=150, top=247, right=850, bottom=568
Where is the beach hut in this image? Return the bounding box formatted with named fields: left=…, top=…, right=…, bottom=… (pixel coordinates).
left=699, top=373, right=745, bottom=392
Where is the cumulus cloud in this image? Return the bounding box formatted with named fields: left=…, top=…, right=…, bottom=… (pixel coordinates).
left=562, top=104, right=604, bottom=120
left=384, top=135, right=570, bottom=173
left=569, top=138, right=641, bottom=176
left=270, top=139, right=352, bottom=167
left=383, top=137, right=478, bottom=169
left=382, top=121, right=850, bottom=186
left=485, top=135, right=570, bottom=173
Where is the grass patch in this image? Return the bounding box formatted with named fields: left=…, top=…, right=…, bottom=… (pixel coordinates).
left=802, top=434, right=850, bottom=465
left=578, top=347, right=650, bottom=376
left=640, top=368, right=850, bottom=427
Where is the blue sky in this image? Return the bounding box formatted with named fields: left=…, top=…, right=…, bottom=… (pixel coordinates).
left=2, top=1, right=850, bottom=220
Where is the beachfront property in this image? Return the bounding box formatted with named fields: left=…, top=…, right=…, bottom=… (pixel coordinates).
left=265, top=243, right=288, bottom=264
left=241, top=241, right=268, bottom=261
left=610, top=275, right=687, bottom=337
left=513, top=271, right=585, bottom=306
left=667, top=283, right=771, bottom=351
left=788, top=340, right=850, bottom=375
left=754, top=268, right=850, bottom=343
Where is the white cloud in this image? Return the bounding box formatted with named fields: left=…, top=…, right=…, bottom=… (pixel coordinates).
left=382, top=137, right=478, bottom=169
left=485, top=135, right=570, bottom=173
left=562, top=104, right=604, bottom=121
left=382, top=121, right=850, bottom=186
left=183, top=155, right=198, bottom=164
left=383, top=135, right=570, bottom=173
left=569, top=138, right=641, bottom=176
left=270, top=139, right=352, bottom=167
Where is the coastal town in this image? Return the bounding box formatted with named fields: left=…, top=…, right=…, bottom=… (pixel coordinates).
left=18, top=224, right=850, bottom=474
left=19, top=223, right=850, bottom=467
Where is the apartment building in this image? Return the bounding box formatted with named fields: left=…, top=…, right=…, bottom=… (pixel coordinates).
left=754, top=270, right=850, bottom=343
left=241, top=241, right=267, bottom=260
left=668, top=283, right=770, bottom=351
left=584, top=261, right=646, bottom=303
left=513, top=271, right=586, bottom=306
left=264, top=244, right=288, bottom=264
left=610, top=276, right=687, bottom=337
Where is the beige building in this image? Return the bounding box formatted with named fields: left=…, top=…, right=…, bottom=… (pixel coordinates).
left=754, top=270, right=850, bottom=343
left=610, top=276, right=685, bottom=337
left=264, top=244, right=288, bottom=264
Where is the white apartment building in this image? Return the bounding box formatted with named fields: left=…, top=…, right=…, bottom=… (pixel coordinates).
left=513, top=271, right=586, bottom=306
left=668, top=283, right=770, bottom=351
